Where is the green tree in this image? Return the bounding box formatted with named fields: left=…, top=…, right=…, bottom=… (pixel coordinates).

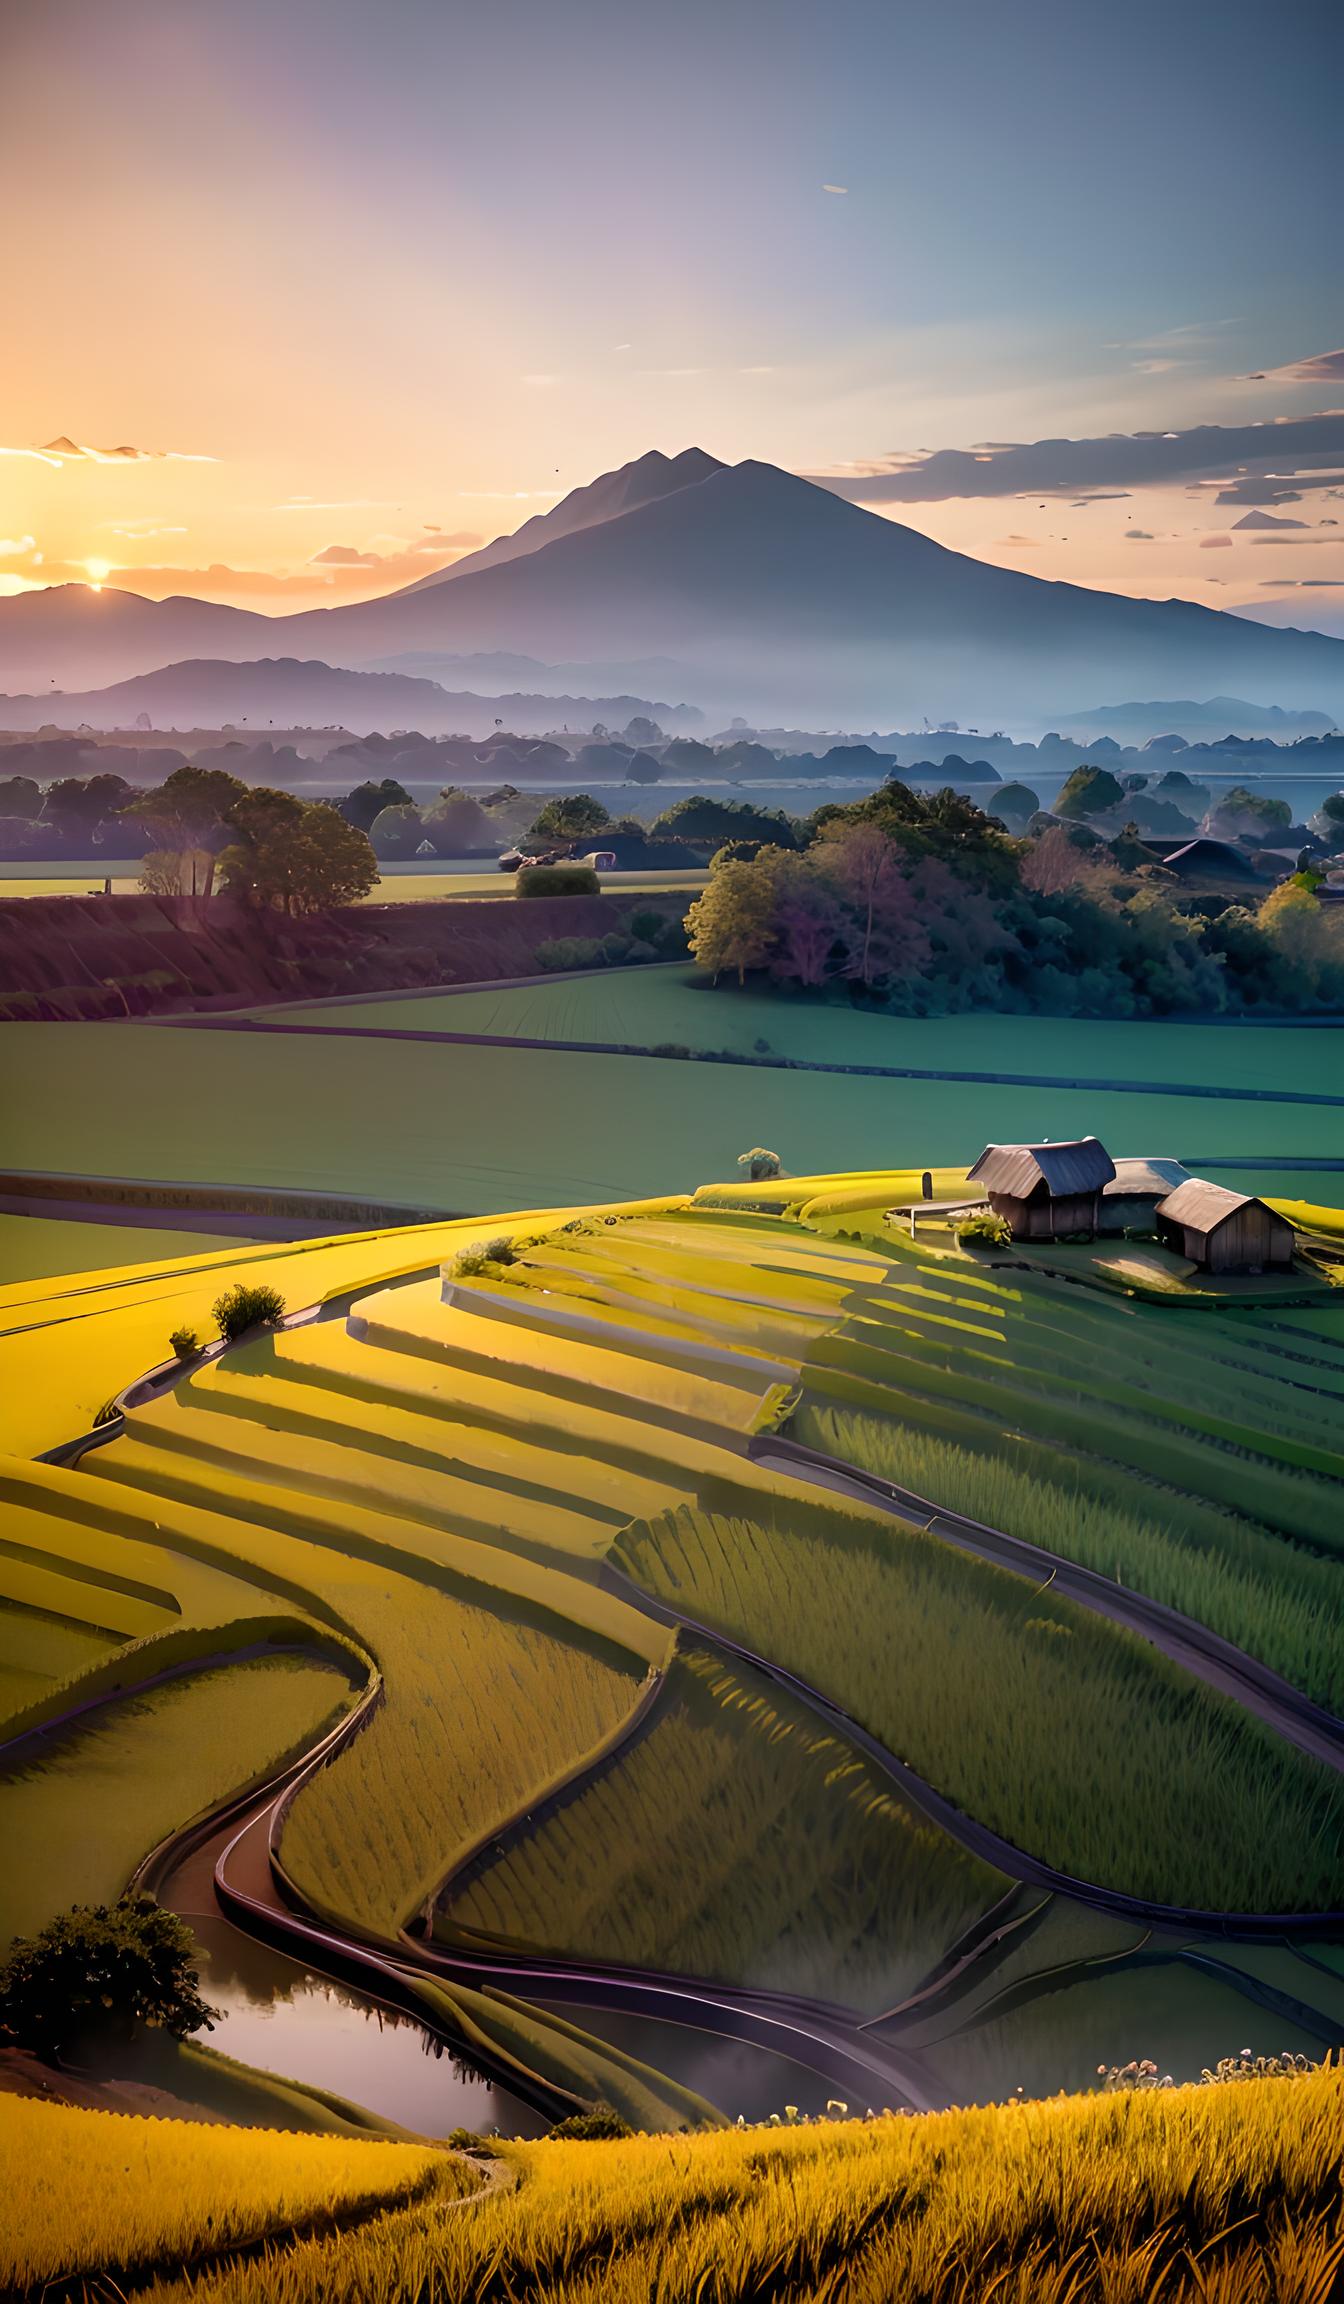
left=421, top=788, right=493, bottom=855
left=124, top=764, right=248, bottom=897
left=338, top=777, right=413, bottom=833
left=651, top=794, right=797, bottom=848
left=0, top=1896, right=216, bottom=2060
left=531, top=793, right=611, bottom=842
left=1054, top=766, right=1126, bottom=819
left=368, top=801, right=425, bottom=857
left=41, top=772, right=132, bottom=843
left=685, top=857, right=778, bottom=982
left=218, top=790, right=377, bottom=913
left=1207, top=786, right=1293, bottom=839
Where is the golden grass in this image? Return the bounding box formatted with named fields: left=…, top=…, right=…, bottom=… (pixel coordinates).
left=0, top=2092, right=449, bottom=2293
left=109, top=2064, right=1344, bottom=2304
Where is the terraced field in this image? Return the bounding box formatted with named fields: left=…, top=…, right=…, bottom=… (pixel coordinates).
left=3, top=1177, right=1342, bottom=2125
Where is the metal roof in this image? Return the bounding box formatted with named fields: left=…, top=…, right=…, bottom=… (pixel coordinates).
left=1102, top=1156, right=1190, bottom=1199
left=967, top=1138, right=1115, bottom=1199
left=1156, top=1179, right=1287, bottom=1232
left=1162, top=839, right=1260, bottom=880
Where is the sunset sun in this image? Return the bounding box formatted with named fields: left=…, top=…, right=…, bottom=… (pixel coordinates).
left=83, top=556, right=111, bottom=588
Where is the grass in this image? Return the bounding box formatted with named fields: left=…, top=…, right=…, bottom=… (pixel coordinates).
left=612, top=1500, right=1344, bottom=1912
left=40, top=2064, right=1343, bottom=2304
left=0, top=2093, right=449, bottom=2294
left=0, top=1651, right=353, bottom=1947
left=3, top=1018, right=1340, bottom=1230
left=437, top=1639, right=1008, bottom=2012
left=797, top=1403, right=1344, bottom=1712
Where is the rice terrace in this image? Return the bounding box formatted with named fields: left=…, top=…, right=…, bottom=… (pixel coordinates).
left=6, top=4, right=1344, bottom=2289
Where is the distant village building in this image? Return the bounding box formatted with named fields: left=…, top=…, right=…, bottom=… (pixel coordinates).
left=1155, top=1181, right=1294, bottom=1274
left=1098, top=1155, right=1190, bottom=1234
left=967, top=1138, right=1115, bottom=1240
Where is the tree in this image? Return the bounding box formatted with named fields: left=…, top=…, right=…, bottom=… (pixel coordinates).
left=368, top=802, right=425, bottom=857
left=531, top=793, right=611, bottom=843
left=218, top=789, right=378, bottom=913
left=0, top=774, right=40, bottom=818
left=420, top=788, right=493, bottom=855
left=41, top=772, right=132, bottom=843
left=813, top=820, right=928, bottom=988
left=621, top=716, right=663, bottom=746
left=1206, top=786, right=1293, bottom=839
left=685, top=858, right=778, bottom=983
left=0, top=1895, right=216, bottom=2060
left=337, top=777, right=413, bottom=833
left=989, top=781, right=1040, bottom=830
left=124, top=764, right=248, bottom=897
left=1054, top=766, right=1126, bottom=819
left=1257, top=878, right=1337, bottom=998
left=1020, top=823, right=1108, bottom=896
left=651, top=795, right=797, bottom=848
left=1310, top=791, right=1344, bottom=843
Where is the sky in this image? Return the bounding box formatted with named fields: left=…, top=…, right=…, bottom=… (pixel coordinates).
left=1, top=0, right=1340, bottom=626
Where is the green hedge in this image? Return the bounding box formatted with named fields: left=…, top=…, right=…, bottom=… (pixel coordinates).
left=514, top=866, right=601, bottom=899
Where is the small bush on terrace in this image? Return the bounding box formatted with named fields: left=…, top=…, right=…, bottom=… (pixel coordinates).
left=212, top=1282, right=287, bottom=1343
left=549, top=2102, right=634, bottom=2140
left=0, top=1895, right=216, bottom=2059
left=168, top=1326, right=200, bottom=1361
left=450, top=1235, right=516, bottom=1279
left=515, top=864, right=601, bottom=899
left=955, top=1208, right=1012, bottom=1247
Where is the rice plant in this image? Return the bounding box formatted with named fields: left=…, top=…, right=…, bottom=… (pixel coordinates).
left=437, top=1640, right=1007, bottom=2011
left=611, top=1502, right=1344, bottom=1912
left=798, top=1402, right=1344, bottom=1710
left=90, top=2062, right=1344, bottom=2304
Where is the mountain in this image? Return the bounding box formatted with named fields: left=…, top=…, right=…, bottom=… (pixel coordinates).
left=0, top=585, right=274, bottom=694
left=0, top=656, right=695, bottom=739
left=396, top=447, right=726, bottom=593
left=4, top=451, right=1344, bottom=721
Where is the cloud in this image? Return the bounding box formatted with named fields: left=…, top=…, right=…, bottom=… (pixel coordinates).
left=805, top=411, right=1344, bottom=503
left=996, top=533, right=1040, bottom=546
left=1232, top=508, right=1308, bottom=530
left=309, top=534, right=480, bottom=576
left=1125, top=529, right=1156, bottom=540
left=822, top=183, right=848, bottom=195
left=105, top=523, right=188, bottom=540
left=1241, top=348, right=1344, bottom=384
left=1199, top=534, right=1233, bottom=548
left=1262, top=578, right=1344, bottom=588
left=0, top=535, right=37, bottom=557
left=43, top=436, right=214, bottom=464
left=1213, top=471, right=1344, bottom=506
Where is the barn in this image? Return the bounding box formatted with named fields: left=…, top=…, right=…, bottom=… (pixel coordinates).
left=1155, top=1181, right=1295, bottom=1274
left=967, top=1138, right=1116, bottom=1240
left=1098, top=1155, right=1190, bottom=1235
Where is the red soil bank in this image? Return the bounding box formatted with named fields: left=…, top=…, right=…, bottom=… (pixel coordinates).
left=0, top=891, right=682, bottom=1020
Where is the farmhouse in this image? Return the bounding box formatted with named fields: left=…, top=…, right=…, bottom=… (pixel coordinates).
left=967, top=1137, right=1115, bottom=1240
left=1098, top=1155, right=1190, bottom=1235
left=1155, top=1181, right=1295, bottom=1274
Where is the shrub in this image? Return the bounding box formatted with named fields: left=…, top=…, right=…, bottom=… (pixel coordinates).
left=450, top=1236, right=516, bottom=1280
left=212, top=1282, right=287, bottom=1342
left=954, top=1209, right=1013, bottom=1247
left=169, top=1326, right=200, bottom=1361
left=515, top=865, right=601, bottom=899
left=535, top=937, right=603, bottom=971
left=738, top=1147, right=782, bottom=1182
left=549, top=2102, right=634, bottom=2141
left=0, top=1895, right=216, bottom=2059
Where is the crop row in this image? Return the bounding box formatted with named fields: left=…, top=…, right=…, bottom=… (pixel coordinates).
left=610, top=1502, right=1344, bottom=1912
left=436, top=1639, right=1007, bottom=2013
left=798, top=1404, right=1344, bottom=1711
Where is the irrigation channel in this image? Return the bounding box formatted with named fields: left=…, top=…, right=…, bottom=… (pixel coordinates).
left=44, top=1259, right=1344, bottom=2132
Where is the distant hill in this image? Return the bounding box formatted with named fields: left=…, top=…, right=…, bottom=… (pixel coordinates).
left=4, top=450, right=1344, bottom=720
left=1057, top=697, right=1337, bottom=743
left=0, top=657, right=697, bottom=739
